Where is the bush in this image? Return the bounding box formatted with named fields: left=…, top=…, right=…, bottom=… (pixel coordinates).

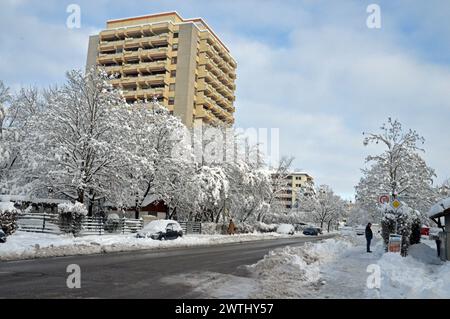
left=255, top=222, right=278, bottom=233
left=58, top=202, right=87, bottom=236
left=236, top=222, right=255, bottom=234
left=104, top=213, right=121, bottom=233
left=379, top=203, right=418, bottom=256
left=0, top=203, right=20, bottom=235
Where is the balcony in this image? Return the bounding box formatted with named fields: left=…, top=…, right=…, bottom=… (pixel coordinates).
left=123, top=34, right=169, bottom=49
left=122, top=60, right=167, bottom=73
left=100, top=65, right=122, bottom=74
left=99, top=39, right=124, bottom=51
left=135, top=74, right=167, bottom=85
left=122, top=88, right=166, bottom=100
left=98, top=52, right=123, bottom=64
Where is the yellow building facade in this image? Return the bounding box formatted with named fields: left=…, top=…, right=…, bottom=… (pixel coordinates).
left=274, top=172, right=314, bottom=209
left=86, top=12, right=237, bottom=128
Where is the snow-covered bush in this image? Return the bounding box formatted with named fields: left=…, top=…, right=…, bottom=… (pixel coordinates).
left=58, top=202, right=87, bottom=236
left=255, top=222, right=278, bottom=233
left=201, top=222, right=224, bottom=235
left=236, top=222, right=256, bottom=234
left=379, top=202, right=419, bottom=256
left=104, top=213, right=120, bottom=233
left=0, top=202, right=20, bottom=235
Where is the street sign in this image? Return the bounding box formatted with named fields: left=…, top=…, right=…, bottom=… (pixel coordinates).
left=388, top=234, right=402, bottom=253
left=391, top=199, right=402, bottom=210
left=378, top=194, right=390, bottom=204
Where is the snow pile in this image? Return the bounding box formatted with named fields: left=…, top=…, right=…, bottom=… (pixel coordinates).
left=376, top=243, right=450, bottom=298
left=247, top=237, right=355, bottom=298
left=428, top=197, right=450, bottom=217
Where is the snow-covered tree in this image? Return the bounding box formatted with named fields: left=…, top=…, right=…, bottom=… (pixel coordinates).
left=1, top=87, right=45, bottom=194
left=118, top=100, right=190, bottom=218
left=0, top=80, right=12, bottom=191
left=298, top=184, right=346, bottom=231
left=355, top=118, right=438, bottom=218
left=264, top=156, right=294, bottom=219
left=20, top=70, right=131, bottom=211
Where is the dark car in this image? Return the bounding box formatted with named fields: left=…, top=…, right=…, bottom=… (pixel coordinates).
left=136, top=220, right=183, bottom=240
left=0, top=229, right=6, bottom=243
left=303, top=227, right=319, bottom=236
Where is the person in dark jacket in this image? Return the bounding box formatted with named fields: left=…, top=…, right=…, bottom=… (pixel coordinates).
left=365, top=223, right=373, bottom=253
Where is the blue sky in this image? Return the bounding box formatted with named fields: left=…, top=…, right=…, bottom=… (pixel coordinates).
left=1, top=0, right=450, bottom=199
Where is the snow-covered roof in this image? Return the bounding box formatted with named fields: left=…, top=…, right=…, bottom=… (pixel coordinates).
left=0, top=195, right=70, bottom=204
left=141, top=194, right=160, bottom=207
left=428, top=197, right=450, bottom=218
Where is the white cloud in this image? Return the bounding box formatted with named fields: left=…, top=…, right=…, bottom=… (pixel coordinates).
left=1, top=0, right=449, bottom=198
left=230, top=8, right=450, bottom=197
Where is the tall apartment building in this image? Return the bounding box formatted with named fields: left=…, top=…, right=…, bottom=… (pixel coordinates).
left=86, top=12, right=237, bottom=128
left=272, top=171, right=314, bottom=209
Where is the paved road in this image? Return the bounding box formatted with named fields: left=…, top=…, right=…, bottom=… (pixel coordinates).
left=0, top=235, right=332, bottom=298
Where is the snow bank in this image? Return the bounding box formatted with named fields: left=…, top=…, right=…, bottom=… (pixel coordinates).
left=0, top=230, right=311, bottom=261
left=247, top=237, right=355, bottom=298
left=376, top=243, right=450, bottom=298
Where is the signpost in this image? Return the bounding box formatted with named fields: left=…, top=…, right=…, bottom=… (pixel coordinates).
left=391, top=199, right=402, bottom=210
left=378, top=194, right=390, bottom=205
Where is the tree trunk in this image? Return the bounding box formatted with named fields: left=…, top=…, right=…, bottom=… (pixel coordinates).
left=77, top=189, right=84, bottom=204
left=134, top=206, right=140, bottom=219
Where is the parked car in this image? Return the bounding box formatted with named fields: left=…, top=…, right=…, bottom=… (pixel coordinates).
left=303, top=227, right=319, bottom=236
left=340, top=226, right=353, bottom=236
left=0, top=229, right=6, bottom=243
left=276, top=223, right=295, bottom=235
left=136, top=220, right=183, bottom=240
left=355, top=226, right=365, bottom=236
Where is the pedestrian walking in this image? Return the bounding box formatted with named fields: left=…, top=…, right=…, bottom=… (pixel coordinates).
left=227, top=219, right=236, bottom=235
left=365, top=222, right=373, bottom=253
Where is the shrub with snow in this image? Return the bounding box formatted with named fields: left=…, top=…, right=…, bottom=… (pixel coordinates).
left=104, top=213, right=121, bottom=233
left=0, top=202, right=20, bottom=235
left=58, top=202, right=87, bottom=236
left=379, top=202, right=420, bottom=256
left=255, top=222, right=278, bottom=233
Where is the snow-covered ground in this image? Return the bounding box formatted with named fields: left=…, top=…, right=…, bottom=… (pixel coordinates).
left=0, top=230, right=313, bottom=261
left=162, top=232, right=450, bottom=299
left=163, top=236, right=356, bottom=298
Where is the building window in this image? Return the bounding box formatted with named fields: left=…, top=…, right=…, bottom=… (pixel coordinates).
left=172, top=44, right=178, bottom=51
left=168, top=97, right=175, bottom=105
left=173, top=32, right=179, bottom=38
left=171, top=57, right=177, bottom=64
left=170, top=70, right=176, bottom=78
left=169, top=84, right=176, bottom=91
left=169, top=111, right=174, bottom=115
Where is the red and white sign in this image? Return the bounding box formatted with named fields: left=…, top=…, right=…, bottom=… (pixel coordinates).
left=379, top=194, right=390, bottom=204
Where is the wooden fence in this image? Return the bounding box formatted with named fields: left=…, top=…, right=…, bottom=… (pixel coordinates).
left=179, top=221, right=202, bottom=234
left=17, top=213, right=143, bottom=235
